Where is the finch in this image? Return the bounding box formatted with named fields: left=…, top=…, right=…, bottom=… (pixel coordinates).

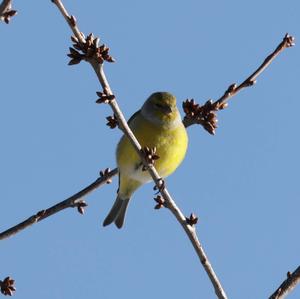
left=103, top=92, right=188, bottom=228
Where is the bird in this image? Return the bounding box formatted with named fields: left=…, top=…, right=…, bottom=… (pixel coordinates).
left=103, top=92, right=188, bottom=228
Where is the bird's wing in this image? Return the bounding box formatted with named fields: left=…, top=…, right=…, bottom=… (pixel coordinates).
left=127, top=109, right=141, bottom=127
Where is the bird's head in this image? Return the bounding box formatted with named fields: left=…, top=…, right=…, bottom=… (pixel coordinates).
left=141, top=92, right=181, bottom=128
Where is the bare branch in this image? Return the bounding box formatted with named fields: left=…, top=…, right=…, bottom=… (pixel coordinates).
left=50, top=1, right=228, bottom=298
left=215, top=34, right=295, bottom=106
left=269, top=266, right=300, bottom=299
left=0, top=168, right=117, bottom=240
left=0, top=0, right=17, bottom=24
left=183, top=34, right=295, bottom=130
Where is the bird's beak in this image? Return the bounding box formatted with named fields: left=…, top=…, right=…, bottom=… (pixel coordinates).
left=163, top=105, right=173, bottom=114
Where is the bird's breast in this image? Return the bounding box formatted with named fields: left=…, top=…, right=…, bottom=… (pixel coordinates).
left=116, top=114, right=188, bottom=183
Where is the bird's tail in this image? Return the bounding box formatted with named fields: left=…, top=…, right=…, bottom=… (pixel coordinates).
left=103, top=196, right=131, bottom=229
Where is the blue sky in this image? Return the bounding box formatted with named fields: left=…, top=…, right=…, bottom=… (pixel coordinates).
left=1, top=1, right=299, bottom=298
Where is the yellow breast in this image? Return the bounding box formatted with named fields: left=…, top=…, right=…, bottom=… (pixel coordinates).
left=116, top=112, right=188, bottom=184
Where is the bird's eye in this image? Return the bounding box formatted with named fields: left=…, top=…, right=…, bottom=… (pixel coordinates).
left=155, top=103, right=164, bottom=109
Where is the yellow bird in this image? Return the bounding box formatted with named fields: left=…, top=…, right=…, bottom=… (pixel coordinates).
left=103, top=92, right=188, bottom=228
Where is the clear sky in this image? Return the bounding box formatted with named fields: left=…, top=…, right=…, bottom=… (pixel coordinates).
left=1, top=1, right=299, bottom=298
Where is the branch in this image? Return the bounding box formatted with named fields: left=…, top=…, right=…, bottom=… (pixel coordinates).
left=0, top=0, right=17, bottom=24
left=50, top=1, right=228, bottom=298
left=0, top=168, right=117, bottom=240
left=182, top=33, right=295, bottom=132
left=269, top=266, right=300, bottom=299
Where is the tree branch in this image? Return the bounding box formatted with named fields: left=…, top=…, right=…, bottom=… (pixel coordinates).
left=182, top=34, right=295, bottom=131
left=215, top=34, right=295, bottom=106
left=0, top=168, right=117, bottom=240
left=269, top=266, right=300, bottom=299
left=0, top=0, right=17, bottom=24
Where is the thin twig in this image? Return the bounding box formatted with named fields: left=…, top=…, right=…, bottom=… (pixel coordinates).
left=50, top=1, right=228, bottom=298
left=215, top=33, right=295, bottom=106
left=0, top=168, right=117, bottom=240
left=0, top=0, right=17, bottom=24
left=269, top=266, right=300, bottom=299
left=183, top=34, right=295, bottom=129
